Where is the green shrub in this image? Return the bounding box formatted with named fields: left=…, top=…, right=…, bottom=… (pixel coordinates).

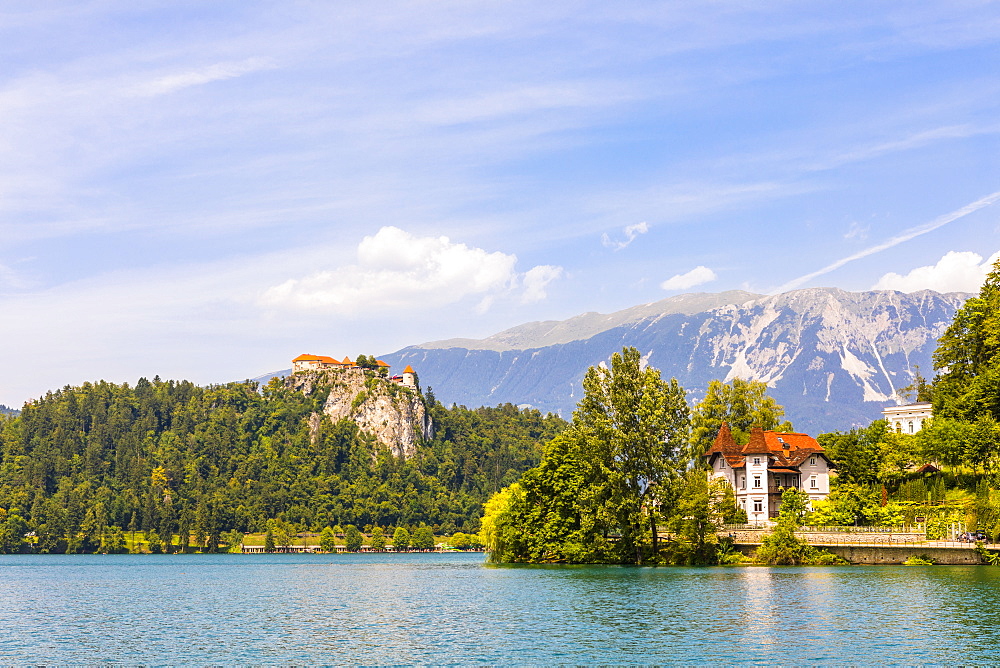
left=904, top=554, right=936, bottom=565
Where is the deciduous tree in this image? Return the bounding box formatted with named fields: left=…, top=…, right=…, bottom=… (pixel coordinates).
left=690, top=378, right=791, bottom=459
left=344, top=524, right=363, bottom=552
left=369, top=526, right=386, bottom=551
left=319, top=526, right=337, bottom=552
left=411, top=526, right=435, bottom=550
left=392, top=527, right=410, bottom=551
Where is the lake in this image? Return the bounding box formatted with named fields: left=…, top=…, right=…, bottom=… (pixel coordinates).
left=1, top=552, right=999, bottom=664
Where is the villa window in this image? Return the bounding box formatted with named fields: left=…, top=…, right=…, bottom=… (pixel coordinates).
left=740, top=476, right=746, bottom=489
left=896, top=422, right=902, bottom=433
left=753, top=500, right=762, bottom=513
left=753, top=457, right=761, bottom=466
left=810, top=476, right=818, bottom=489
left=753, top=475, right=761, bottom=489
left=908, top=421, right=914, bottom=434
left=809, top=456, right=816, bottom=466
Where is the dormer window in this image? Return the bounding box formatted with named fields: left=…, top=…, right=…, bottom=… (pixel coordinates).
left=809, top=456, right=816, bottom=466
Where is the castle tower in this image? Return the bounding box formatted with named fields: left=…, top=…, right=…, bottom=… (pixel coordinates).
left=402, top=365, right=416, bottom=388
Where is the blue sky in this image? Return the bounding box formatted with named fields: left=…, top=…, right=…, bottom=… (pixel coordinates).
left=2, top=1, right=1000, bottom=406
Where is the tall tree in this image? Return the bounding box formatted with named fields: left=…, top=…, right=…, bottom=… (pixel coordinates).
left=482, top=347, right=690, bottom=565
left=689, top=378, right=791, bottom=458
left=933, top=257, right=1000, bottom=421
left=344, top=525, right=363, bottom=552
left=392, top=527, right=410, bottom=551
left=319, top=526, right=337, bottom=552
left=368, top=526, right=386, bottom=550
left=412, top=526, right=435, bottom=550
left=574, top=347, right=690, bottom=564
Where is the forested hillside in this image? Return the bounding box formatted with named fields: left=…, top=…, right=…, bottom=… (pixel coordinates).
left=0, top=377, right=564, bottom=553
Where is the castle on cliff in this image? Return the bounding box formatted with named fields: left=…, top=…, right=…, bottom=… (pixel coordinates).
left=292, top=354, right=417, bottom=389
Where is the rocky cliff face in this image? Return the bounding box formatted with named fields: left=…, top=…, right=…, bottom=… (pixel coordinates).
left=286, top=368, right=431, bottom=458
left=380, top=288, right=968, bottom=435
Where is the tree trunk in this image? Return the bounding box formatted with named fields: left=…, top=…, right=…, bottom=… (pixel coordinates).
left=649, top=510, right=658, bottom=563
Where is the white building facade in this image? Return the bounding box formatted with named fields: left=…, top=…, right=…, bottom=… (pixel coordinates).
left=705, top=424, right=834, bottom=525
left=882, top=402, right=933, bottom=434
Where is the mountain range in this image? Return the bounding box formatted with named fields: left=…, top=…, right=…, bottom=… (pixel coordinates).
left=374, top=288, right=967, bottom=435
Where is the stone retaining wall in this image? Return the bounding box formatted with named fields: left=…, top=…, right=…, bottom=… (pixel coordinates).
left=822, top=545, right=984, bottom=565
left=726, top=529, right=925, bottom=545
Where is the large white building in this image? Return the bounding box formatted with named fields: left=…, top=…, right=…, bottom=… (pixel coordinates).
left=704, top=424, right=834, bottom=524
left=882, top=402, right=933, bottom=434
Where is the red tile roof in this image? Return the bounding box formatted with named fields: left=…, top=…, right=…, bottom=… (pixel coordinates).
left=703, top=422, right=746, bottom=467
left=703, top=424, right=829, bottom=469
left=403, top=365, right=415, bottom=373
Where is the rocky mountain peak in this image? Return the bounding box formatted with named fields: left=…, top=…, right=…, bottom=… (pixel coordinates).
left=381, top=288, right=970, bottom=434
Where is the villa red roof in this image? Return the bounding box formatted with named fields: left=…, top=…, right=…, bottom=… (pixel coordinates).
left=703, top=422, right=745, bottom=467
left=403, top=365, right=415, bottom=373
left=703, top=424, right=829, bottom=469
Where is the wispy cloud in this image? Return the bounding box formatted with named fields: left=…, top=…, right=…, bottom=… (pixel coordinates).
left=808, top=123, right=999, bottom=172
left=772, top=190, right=1000, bottom=293
left=521, top=265, right=563, bottom=303
left=844, top=221, right=869, bottom=241
left=601, top=222, right=649, bottom=250
left=661, top=266, right=717, bottom=291
left=134, top=58, right=276, bottom=97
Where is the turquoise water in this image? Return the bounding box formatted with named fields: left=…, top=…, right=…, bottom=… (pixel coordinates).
left=2, top=552, right=999, bottom=664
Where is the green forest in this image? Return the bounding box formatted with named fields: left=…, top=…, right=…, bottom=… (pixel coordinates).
left=0, top=375, right=565, bottom=554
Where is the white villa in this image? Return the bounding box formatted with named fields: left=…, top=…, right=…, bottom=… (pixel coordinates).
left=291, top=354, right=417, bottom=388
left=704, top=424, right=834, bottom=524
left=882, top=402, right=932, bottom=434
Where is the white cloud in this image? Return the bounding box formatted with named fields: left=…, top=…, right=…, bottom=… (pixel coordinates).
left=660, top=265, right=717, bottom=291
left=601, top=221, right=649, bottom=250
left=261, top=226, right=561, bottom=313
left=521, top=265, right=564, bottom=303
left=873, top=250, right=1000, bottom=293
